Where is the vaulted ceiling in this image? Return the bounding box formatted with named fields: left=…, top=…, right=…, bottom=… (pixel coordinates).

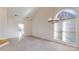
left=7, top=7, right=39, bottom=19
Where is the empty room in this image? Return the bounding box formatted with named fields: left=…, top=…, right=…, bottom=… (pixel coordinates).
left=0, top=7, right=78, bottom=51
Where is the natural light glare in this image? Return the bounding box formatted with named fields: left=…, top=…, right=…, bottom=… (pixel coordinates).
left=18, top=24, right=24, bottom=40
left=65, top=9, right=77, bottom=15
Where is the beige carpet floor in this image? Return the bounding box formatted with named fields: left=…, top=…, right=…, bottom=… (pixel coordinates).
left=0, top=36, right=78, bottom=51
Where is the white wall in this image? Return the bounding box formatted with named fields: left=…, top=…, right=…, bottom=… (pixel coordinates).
left=0, top=7, right=54, bottom=40
left=32, top=8, right=54, bottom=40
left=0, top=8, right=7, bottom=39
left=73, top=8, right=79, bottom=46
left=7, top=16, right=32, bottom=38
left=31, top=7, right=79, bottom=47
left=24, top=19, right=32, bottom=36
left=7, top=16, right=19, bottom=38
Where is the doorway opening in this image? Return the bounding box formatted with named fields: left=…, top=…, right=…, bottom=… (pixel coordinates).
left=18, top=24, right=24, bottom=40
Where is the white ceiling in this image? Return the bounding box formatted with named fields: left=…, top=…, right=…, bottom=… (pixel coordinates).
left=7, top=7, right=39, bottom=19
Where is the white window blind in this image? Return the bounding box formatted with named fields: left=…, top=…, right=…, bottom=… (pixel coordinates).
left=62, top=19, right=75, bottom=43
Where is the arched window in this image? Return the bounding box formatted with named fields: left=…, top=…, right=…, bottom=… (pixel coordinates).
left=55, top=9, right=76, bottom=20
left=54, top=9, right=77, bottom=44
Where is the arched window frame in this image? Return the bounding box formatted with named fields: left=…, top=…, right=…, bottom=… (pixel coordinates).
left=53, top=9, right=77, bottom=44
left=48, top=9, right=77, bottom=23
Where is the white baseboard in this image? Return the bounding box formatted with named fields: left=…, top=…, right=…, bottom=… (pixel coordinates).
left=31, top=35, right=78, bottom=48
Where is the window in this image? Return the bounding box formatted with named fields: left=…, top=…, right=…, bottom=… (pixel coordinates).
left=54, top=9, right=76, bottom=44
left=62, top=19, right=75, bottom=43
left=54, top=21, right=63, bottom=40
